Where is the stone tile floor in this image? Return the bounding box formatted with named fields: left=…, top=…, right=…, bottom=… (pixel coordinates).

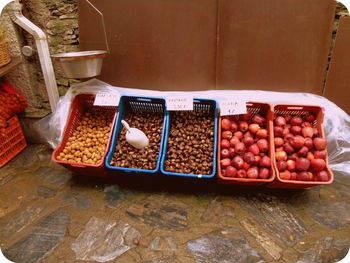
left=0, top=144, right=349, bottom=263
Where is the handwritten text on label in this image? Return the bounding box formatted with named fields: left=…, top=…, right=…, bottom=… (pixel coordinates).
left=166, top=96, right=193, bottom=111
left=93, top=92, right=120, bottom=106
left=220, top=100, right=247, bottom=116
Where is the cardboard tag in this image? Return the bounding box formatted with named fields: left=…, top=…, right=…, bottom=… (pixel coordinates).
left=166, top=96, right=193, bottom=111
left=93, top=92, right=120, bottom=106
left=219, top=100, right=247, bottom=116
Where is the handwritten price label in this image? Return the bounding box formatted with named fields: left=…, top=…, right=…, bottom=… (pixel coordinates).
left=166, top=96, right=193, bottom=111
left=219, top=100, right=247, bottom=116
left=93, top=92, right=120, bottom=106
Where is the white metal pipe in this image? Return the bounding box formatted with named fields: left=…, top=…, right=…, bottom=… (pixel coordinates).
left=9, top=1, right=59, bottom=112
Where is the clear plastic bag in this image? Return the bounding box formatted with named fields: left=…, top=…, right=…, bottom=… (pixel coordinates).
left=36, top=79, right=350, bottom=176
left=33, top=79, right=119, bottom=148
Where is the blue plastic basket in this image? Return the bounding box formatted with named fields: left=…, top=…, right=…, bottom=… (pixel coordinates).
left=105, top=95, right=167, bottom=174
left=160, top=98, right=218, bottom=178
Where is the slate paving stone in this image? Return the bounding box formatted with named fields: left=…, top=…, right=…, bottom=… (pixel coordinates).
left=0, top=169, right=16, bottom=186
left=0, top=206, right=44, bottom=239
left=37, top=186, right=57, bottom=198
left=323, top=236, right=334, bottom=250
left=3, top=208, right=71, bottom=263
left=126, top=194, right=191, bottom=230
left=329, top=249, right=350, bottom=263
left=334, top=173, right=350, bottom=186
left=60, top=189, right=92, bottom=209
left=240, top=218, right=283, bottom=261
left=10, top=145, right=40, bottom=167
left=2, top=145, right=350, bottom=263
left=71, top=217, right=141, bottom=262
left=319, top=187, right=340, bottom=200
left=295, top=248, right=322, bottom=263
left=104, top=185, right=133, bottom=208
left=35, top=166, right=72, bottom=187
left=337, top=184, right=350, bottom=199
left=294, top=237, right=330, bottom=254
left=0, top=173, right=16, bottom=187
left=143, top=256, right=181, bottom=263
left=281, top=248, right=300, bottom=263
left=325, top=237, right=350, bottom=262
left=35, top=145, right=52, bottom=162
left=294, top=236, right=350, bottom=263
left=187, top=228, right=265, bottom=263
left=333, top=237, right=350, bottom=250
left=320, top=244, right=350, bottom=263
left=149, top=236, right=177, bottom=251
left=201, top=199, right=235, bottom=222
left=236, top=193, right=308, bottom=246
left=34, top=166, right=52, bottom=176
left=0, top=185, right=26, bottom=217
left=294, top=236, right=349, bottom=263
left=305, top=200, right=350, bottom=229
left=295, top=239, right=325, bottom=263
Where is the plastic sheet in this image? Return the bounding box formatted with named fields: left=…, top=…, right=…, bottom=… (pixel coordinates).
left=33, top=79, right=118, bottom=149
left=35, top=78, right=350, bottom=176
left=70, top=217, right=141, bottom=262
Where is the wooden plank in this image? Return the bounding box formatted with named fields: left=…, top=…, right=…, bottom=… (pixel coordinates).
left=216, top=0, right=336, bottom=93
left=324, top=16, right=350, bottom=115
left=0, top=57, right=21, bottom=77
left=78, top=0, right=217, bottom=91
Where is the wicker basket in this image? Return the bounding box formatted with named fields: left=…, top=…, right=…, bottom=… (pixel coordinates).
left=0, top=39, right=11, bottom=67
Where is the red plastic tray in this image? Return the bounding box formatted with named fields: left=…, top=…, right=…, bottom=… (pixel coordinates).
left=217, top=102, right=275, bottom=185
left=51, top=94, right=118, bottom=177
left=268, top=104, right=334, bottom=189
left=0, top=115, right=27, bottom=168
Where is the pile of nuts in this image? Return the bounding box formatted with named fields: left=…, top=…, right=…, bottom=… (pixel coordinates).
left=110, top=111, right=163, bottom=170
left=274, top=114, right=329, bottom=181
left=164, top=111, right=215, bottom=175
left=56, top=109, right=114, bottom=165
left=219, top=112, right=272, bottom=179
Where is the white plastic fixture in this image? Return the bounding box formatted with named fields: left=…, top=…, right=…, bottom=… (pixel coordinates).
left=7, top=1, right=59, bottom=112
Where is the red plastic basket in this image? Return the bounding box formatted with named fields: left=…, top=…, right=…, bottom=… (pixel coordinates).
left=217, top=102, right=276, bottom=185
left=51, top=93, right=118, bottom=177
left=0, top=115, right=27, bottom=168
left=268, top=104, right=334, bottom=189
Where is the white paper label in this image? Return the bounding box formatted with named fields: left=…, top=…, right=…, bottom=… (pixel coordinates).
left=93, top=92, right=120, bottom=106
left=219, top=100, right=247, bottom=116
left=166, top=96, right=193, bottom=111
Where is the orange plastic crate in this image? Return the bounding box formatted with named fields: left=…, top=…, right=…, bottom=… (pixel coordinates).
left=217, top=102, right=276, bottom=186
left=0, top=115, right=27, bottom=168
left=268, top=104, right=334, bottom=189
left=52, top=93, right=118, bottom=177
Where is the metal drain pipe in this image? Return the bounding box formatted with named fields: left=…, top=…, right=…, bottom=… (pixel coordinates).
left=8, top=1, right=59, bottom=112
